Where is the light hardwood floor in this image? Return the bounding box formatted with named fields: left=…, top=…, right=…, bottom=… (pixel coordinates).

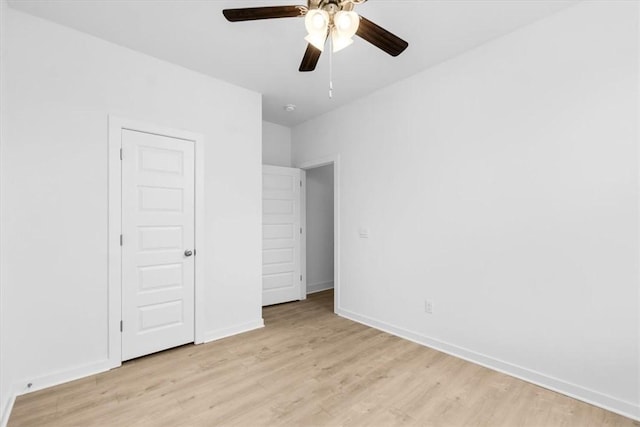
left=9, top=290, right=639, bottom=426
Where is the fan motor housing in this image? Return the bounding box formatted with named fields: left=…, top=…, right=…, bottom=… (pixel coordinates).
left=309, top=0, right=357, bottom=12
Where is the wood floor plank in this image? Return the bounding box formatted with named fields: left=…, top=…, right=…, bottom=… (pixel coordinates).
left=8, top=290, right=639, bottom=426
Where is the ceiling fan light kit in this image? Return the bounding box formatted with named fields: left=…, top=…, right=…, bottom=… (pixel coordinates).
left=303, top=8, right=359, bottom=53
left=222, top=0, right=408, bottom=72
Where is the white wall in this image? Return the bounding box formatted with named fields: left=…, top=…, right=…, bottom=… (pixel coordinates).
left=0, top=6, right=262, bottom=420
left=262, top=120, right=292, bottom=167
left=0, top=1, right=8, bottom=424
left=306, top=164, right=334, bottom=293
left=293, top=1, right=639, bottom=419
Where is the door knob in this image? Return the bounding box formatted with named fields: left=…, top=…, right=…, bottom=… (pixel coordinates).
left=184, top=250, right=193, bottom=257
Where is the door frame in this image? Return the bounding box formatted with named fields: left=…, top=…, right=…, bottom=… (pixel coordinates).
left=107, top=116, right=205, bottom=369
left=298, top=155, right=341, bottom=312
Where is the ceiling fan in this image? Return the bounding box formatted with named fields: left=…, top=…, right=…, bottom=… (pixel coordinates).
left=222, top=0, right=409, bottom=72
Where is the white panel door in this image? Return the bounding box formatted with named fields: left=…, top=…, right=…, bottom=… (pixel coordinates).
left=122, top=129, right=195, bottom=361
left=262, top=165, right=302, bottom=306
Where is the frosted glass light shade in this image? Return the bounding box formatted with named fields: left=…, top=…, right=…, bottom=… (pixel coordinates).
left=305, top=33, right=327, bottom=51
left=304, top=9, right=329, bottom=51
left=305, top=9, right=329, bottom=35
left=330, top=11, right=359, bottom=53
left=333, top=11, right=359, bottom=38
left=331, top=30, right=353, bottom=53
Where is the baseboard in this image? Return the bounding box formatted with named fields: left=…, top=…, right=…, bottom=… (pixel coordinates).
left=202, top=319, right=265, bottom=343
left=336, top=307, right=640, bottom=422
left=13, top=359, right=113, bottom=398
left=307, top=281, right=334, bottom=295
left=1, top=391, right=16, bottom=427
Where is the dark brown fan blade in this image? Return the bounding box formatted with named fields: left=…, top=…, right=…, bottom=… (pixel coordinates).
left=299, top=44, right=322, bottom=72
left=223, top=6, right=306, bottom=22
left=356, top=16, right=408, bottom=57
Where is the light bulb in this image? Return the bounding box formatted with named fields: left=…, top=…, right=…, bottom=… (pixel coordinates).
left=333, top=11, right=359, bottom=38
left=335, top=13, right=353, bottom=31
left=311, top=12, right=326, bottom=30
left=305, top=9, right=329, bottom=36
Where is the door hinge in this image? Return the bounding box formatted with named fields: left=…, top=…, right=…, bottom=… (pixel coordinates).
left=300, top=274, right=302, bottom=281
left=120, top=234, right=123, bottom=246
left=120, top=320, right=123, bottom=332
left=300, top=180, right=302, bottom=187
left=300, top=227, right=302, bottom=234
left=120, top=148, right=123, bottom=160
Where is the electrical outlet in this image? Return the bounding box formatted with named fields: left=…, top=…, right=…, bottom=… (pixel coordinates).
left=424, top=300, right=434, bottom=314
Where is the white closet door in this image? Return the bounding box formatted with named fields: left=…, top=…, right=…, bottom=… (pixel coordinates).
left=262, top=165, right=302, bottom=306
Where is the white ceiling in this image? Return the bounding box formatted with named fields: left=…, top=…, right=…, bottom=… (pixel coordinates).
left=8, top=0, right=579, bottom=127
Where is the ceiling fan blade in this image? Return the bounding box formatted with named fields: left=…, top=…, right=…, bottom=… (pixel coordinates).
left=356, top=16, right=408, bottom=57
left=299, top=44, right=322, bottom=72
left=223, top=6, right=306, bottom=22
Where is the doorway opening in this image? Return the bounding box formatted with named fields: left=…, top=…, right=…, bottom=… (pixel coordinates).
left=304, top=164, right=334, bottom=298
left=259, top=156, right=340, bottom=314
left=300, top=155, right=340, bottom=313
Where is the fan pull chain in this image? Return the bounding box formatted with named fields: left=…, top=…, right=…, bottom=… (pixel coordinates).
left=329, top=34, right=333, bottom=99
